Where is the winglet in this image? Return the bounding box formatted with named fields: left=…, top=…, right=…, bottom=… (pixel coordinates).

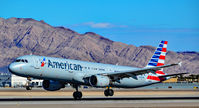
left=178, top=62, right=182, bottom=67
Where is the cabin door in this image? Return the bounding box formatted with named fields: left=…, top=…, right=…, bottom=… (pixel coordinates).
left=33, top=57, right=41, bottom=69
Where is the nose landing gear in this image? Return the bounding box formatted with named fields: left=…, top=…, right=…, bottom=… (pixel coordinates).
left=25, top=77, right=32, bottom=90
left=26, top=86, right=32, bottom=90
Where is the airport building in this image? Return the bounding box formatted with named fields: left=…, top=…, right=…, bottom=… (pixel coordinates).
left=0, top=72, right=11, bottom=87
left=11, top=74, right=27, bottom=87
left=163, top=78, right=178, bottom=83
left=0, top=72, right=43, bottom=88
left=11, top=74, right=43, bottom=87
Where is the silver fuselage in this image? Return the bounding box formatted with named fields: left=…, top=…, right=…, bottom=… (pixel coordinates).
left=9, top=55, right=159, bottom=88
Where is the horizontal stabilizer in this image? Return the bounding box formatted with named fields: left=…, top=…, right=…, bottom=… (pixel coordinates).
left=159, top=72, right=188, bottom=78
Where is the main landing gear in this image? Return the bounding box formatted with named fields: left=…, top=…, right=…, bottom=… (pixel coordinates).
left=73, top=85, right=82, bottom=100
left=104, top=87, right=114, bottom=97
left=72, top=85, right=114, bottom=99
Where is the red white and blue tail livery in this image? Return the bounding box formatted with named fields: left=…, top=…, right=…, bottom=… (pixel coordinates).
left=146, top=40, right=168, bottom=76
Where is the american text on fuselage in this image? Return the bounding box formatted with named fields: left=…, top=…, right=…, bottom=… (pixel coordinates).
left=47, top=59, right=83, bottom=71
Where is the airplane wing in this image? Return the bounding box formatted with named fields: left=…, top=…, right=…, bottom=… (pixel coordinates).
left=100, top=62, right=181, bottom=80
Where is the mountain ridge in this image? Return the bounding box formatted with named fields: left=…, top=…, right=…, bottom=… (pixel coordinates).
left=0, top=17, right=198, bottom=75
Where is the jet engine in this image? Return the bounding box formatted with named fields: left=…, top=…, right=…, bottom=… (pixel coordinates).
left=89, top=75, right=110, bottom=87
left=42, top=80, right=65, bottom=91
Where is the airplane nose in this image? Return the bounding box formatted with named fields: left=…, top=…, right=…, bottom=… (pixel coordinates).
left=8, top=63, right=17, bottom=73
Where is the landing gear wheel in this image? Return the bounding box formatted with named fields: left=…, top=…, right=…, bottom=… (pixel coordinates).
left=104, top=89, right=114, bottom=97
left=26, top=86, right=32, bottom=90
left=104, top=89, right=109, bottom=96
left=109, top=89, right=114, bottom=96
left=73, top=91, right=82, bottom=100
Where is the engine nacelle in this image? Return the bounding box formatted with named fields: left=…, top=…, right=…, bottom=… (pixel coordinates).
left=89, top=75, right=110, bottom=87
left=42, top=80, right=65, bottom=91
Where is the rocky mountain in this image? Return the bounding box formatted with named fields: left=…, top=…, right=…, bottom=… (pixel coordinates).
left=0, top=17, right=198, bottom=75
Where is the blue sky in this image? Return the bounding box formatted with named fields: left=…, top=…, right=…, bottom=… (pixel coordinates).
left=1, top=0, right=199, bottom=51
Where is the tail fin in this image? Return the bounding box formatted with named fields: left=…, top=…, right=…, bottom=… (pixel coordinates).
left=146, top=40, right=168, bottom=76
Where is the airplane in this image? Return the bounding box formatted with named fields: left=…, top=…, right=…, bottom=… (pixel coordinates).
left=8, top=40, right=185, bottom=99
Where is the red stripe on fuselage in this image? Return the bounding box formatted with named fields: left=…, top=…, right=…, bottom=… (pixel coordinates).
left=147, top=75, right=160, bottom=81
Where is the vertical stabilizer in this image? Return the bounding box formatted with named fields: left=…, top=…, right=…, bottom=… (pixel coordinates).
left=146, top=40, right=168, bottom=76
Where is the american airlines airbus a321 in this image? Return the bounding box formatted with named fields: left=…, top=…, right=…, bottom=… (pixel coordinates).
left=8, top=41, right=185, bottom=99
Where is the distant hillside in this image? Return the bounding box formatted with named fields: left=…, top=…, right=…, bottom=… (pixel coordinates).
left=0, top=17, right=198, bottom=74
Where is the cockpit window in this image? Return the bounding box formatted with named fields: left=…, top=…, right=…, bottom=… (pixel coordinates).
left=15, top=59, right=21, bottom=62
left=15, top=59, right=28, bottom=63
left=25, top=60, right=28, bottom=63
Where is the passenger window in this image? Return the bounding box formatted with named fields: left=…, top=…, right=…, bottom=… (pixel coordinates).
left=21, top=59, right=25, bottom=62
